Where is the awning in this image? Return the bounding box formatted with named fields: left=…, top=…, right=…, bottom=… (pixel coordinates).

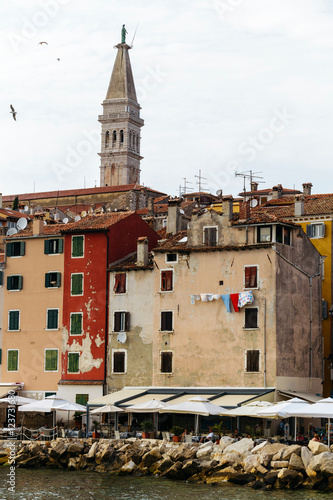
left=123, top=393, right=176, bottom=406
left=0, top=384, right=23, bottom=398
left=277, top=390, right=322, bottom=403
left=88, top=388, right=145, bottom=406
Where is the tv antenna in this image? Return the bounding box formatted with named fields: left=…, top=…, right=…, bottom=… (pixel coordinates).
left=179, top=177, right=193, bottom=196
left=235, top=170, right=264, bottom=199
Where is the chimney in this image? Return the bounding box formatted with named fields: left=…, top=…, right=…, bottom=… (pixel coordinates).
left=294, top=194, right=305, bottom=216
left=33, top=218, right=44, bottom=235
left=239, top=200, right=250, bottom=221
left=221, top=196, right=233, bottom=221
left=167, top=198, right=181, bottom=235
left=302, top=183, right=312, bottom=196
left=251, top=182, right=258, bottom=192
left=137, top=237, right=148, bottom=266
left=147, top=197, right=154, bottom=216
left=271, top=185, right=282, bottom=199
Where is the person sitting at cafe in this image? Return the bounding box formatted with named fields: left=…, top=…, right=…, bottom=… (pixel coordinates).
left=199, top=427, right=214, bottom=443
left=311, top=433, right=321, bottom=442
left=232, top=429, right=241, bottom=440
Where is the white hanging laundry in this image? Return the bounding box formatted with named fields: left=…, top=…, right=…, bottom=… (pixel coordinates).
left=200, top=294, right=208, bottom=302
left=207, top=294, right=214, bottom=301
left=191, top=295, right=195, bottom=305
left=195, top=295, right=201, bottom=301
left=213, top=294, right=221, bottom=300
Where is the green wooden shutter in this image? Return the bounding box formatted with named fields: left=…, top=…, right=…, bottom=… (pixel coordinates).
left=71, top=274, right=83, bottom=295
left=58, top=239, right=63, bottom=253
left=45, top=350, right=58, bottom=371
left=76, top=394, right=88, bottom=405
left=18, top=275, right=23, bottom=290
left=9, top=311, right=19, bottom=330
left=45, top=273, right=50, bottom=287
left=71, top=314, right=82, bottom=335
left=6, top=243, right=12, bottom=257
left=0, top=270, right=3, bottom=286
left=47, top=310, right=58, bottom=329
left=56, top=272, right=61, bottom=287
left=7, top=276, right=12, bottom=290
left=68, top=353, right=79, bottom=373
left=8, top=350, right=18, bottom=371
left=114, top=312, right=121, bottom=332
left=20, top=241, right=25, bottom=256
left=0, top=349, right=2, bottom=365
left=44, top=240, right=50, bottom=254
left=72, top=236, right=83, bottom=257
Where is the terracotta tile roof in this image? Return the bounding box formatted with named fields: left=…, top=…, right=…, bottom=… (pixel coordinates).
left=56, top=203, right=106, bottom=215
left=0, top=209, right=31, bottom=220
left=6, top=224, right=63, bottom=238
left=157, top=227, right=167, bottom=239
left=108, top=253, right=154, bottom=271
left=232, top=211, right=298, bottom=226
left=154, top=195, right=170, bottom=204
left=3, top=184, right=166, bottom=202
left=252, top=193, right=333, bottom=218
left=0, top=253, right=5, bottom=263
left=240, top=187, right=301, bottom=197
left=60, top=212, right=134, bottom=233
left=154, top=231, right=188, bottom=251
left=136, top=204, right=168, bottom=215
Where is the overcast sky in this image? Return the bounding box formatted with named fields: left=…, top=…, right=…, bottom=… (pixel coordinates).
left=1, top=0, right=333, bottom=199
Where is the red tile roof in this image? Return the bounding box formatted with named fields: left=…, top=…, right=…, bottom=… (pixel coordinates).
left=6, top=224, right=63, bottom=238
left=60, top=212, right=134, bottom=233
left=108, top=253, right=154, bottom=271
left=3, top=184, right=166, bottom=202
left=239, top=188, right=301, bottom=197
left=136, top=204, right=169, bottom=215
left=0, top=209, right=31, bottom=220
left=252, top=194, right=333, bottom=218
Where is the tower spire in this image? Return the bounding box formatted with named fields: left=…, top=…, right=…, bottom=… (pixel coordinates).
left=99, top=28, right=144, bottom=187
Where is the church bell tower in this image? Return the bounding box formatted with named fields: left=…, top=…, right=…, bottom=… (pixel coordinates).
left=99, top=26, right=144, bottom=187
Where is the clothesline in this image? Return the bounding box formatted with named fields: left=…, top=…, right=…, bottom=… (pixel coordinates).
left=190, top=291, right=254, bottom=312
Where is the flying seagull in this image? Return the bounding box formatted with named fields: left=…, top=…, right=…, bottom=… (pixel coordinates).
left=10, top=105, right=17, bottom=121
left=38, top=41, right=48, bottom=45
left=57, top=58, right=61, bottom=61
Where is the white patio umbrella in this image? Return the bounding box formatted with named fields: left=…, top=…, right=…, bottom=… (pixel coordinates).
left=227, top=400, right=274, bottom=417
left=0, top=396, right=37, bottom=405
left=18, top=395, right=86, bottom=427
left=278, top=397, right=333, bottom=446
left=91, top=404, right=124, bottom=414
left=125, top=399, right=169, bottom=434
left=257, top=397, right=310, bottom=441
left=159, top=396, right=229, bottom=434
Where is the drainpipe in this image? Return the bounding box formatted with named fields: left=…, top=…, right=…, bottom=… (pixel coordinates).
left=272, top=246, right=320, bottom=391
left=263, top=298, right=267, bottom=389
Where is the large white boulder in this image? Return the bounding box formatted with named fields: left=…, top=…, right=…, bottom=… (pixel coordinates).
left=308, top=452, right=333, bottom=476
left=196, top=440, right=214, bottom=460
left=223, top=438, right=254, bottom=458
left=308, top=440, right=330, bottom=455
left=218, top=436, right=234, bottom=451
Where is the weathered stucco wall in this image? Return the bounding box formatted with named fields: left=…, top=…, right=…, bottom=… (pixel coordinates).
left=107, top=269, right=154, bottom=392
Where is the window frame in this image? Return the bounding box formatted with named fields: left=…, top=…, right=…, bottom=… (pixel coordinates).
left=244, top=307, right=259, bottom=329
left=165, top=253, right=178, bottom=264
left=160, top=351, right=173, bottom=374
left=67, top=352, right=80, bottom=374
left=244, top=265, right=258, bottom=290
left=7, top=274, right=23, bottom=291
left=160, top=310, right=174, bottom=332
left=46, top=308, right=59, bottom=330
left=8, top=310, right=20, bottom=331
left=7, top=349, right=19, bottom=372
left=112, top=349, right=127, bottom=374
left=71, top=273, right=84, bottom=296
left=6, top=241, right=25, bottom=258
left=113, top=311, right=130, bottom=332
left=45, top=271, right=61, bottom=288
left=160, top=269, right=174, bottom=292
left=71, top=235, right=84, bottom=258
left=44, top=238, right=63, bottom=255
left=76, top=394, right=89, bottom=406
left=113, top=273, right=127, bottom=294
left=257, top=225, right=272, bottom=243
left=70, top=312, right=83, bottom=336
left=44, top=348, right=58, bottom=372
left=203, top=225, right=218, bottom=246
left=306, top=222, right=325, bottom=239
left=244, top=349, right=261, bottom=373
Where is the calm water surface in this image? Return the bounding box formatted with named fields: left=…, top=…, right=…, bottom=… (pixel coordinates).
left=0, top=469, right=330, bottom=500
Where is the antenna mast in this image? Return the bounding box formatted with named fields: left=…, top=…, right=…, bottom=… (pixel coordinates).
left=235, top=170, right=264, bottom=201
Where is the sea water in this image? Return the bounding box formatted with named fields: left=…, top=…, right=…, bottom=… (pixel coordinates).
left=0, top=469, right=329, bottom=500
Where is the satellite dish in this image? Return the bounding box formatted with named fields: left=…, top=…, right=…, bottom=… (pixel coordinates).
left=180, top=209, right=185, bottom=215
left=24, top=205, right=29, bottom=213
left=63, top=218, right=69, bottom=224
left=250, top=199, right=258, bottom=208
left=43, top=220, right=47, bottom=226
left=117, top=332, right=127, bottom=344
left=81, top=211, right=87, bottom=218
left=7, top=228, right=18, bottom=236
left=216, top=189, right=223, bottom=197
left=75, top=215, right=81, bottom=222
left=17, top=217, right=28, bottom=230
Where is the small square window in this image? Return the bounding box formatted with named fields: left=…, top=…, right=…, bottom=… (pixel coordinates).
left=160, top=351, right=173, bottom=373
left=245, top=308, right=258, bottom=329
left=7, top=275, right=23, bottom=291
left=245, top=350, right=260, bottom=372
left=71, top=236, right=84, bottom=257
left=71, top=273, right=83, bottom=295
left=45, top=272, right=61, bottom=288
left=76, top=394, right=89, bottom=405
left=113, top=350, right=126, bottom=373
left=166, top=253, right=177, bottom=263
left=7, top=350, right=18, bottom=371
left=113, top=273, right=126, bottom=294
left=161, top=270, right=173, bottom=291
left=244, top=266, right=258, bottom=289
left=68, top=352, right=79, bottom=373
left=45, top=349, right=58, bottom=371
left=160, top=311, right=173, bottom=332
left=306, top=223, right=325, bottom=239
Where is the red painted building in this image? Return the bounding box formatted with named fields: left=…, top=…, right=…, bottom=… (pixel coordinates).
left=57, top=212, right=159, bottom=403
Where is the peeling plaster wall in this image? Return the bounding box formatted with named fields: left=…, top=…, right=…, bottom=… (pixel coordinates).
left=188, top=211, right=247, bottom=247
left=107, top=269, right=154, bottom=392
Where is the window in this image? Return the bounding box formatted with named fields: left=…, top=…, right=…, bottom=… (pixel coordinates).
left=258, top=226, right=271, bottom=242
left=68, top=352, right=79, bottom=373
left=120, top=129, right=124, bottom=143
left=7, top=350, right=18, bottom=371
left=71, top=235, right=84, bottom=257
left=306, top=223, right=325, bottom=239
left=70, top=313, right=83, bottom=335
left=113, top=273, right=126, bottom=294
left=276, top=226, right=291, bottom=245
left=45, top=392, right=56, bottom=398
left=105, top=130, right=109, bottom=147
left=44, top=239, right=63, bottom=254
left=76, top=394, right=89, bottom=406
left=160, top=351, right=173, bottom=373
left=6, top=241, right=25, bottom=257
left=46, top=309, right=59, bottom=330
left=160, top=311, right=173, bottom=332
left=166, top=253, right=177, bottom=263
left=203, top=226, right=218, bottom=246
left=71, top=273, right=83, bottom=295
left=8, top=310, right=20, bottom=331
left=112, top=130, right=117, bottom=144
left=0, top=270, right=3, bottom=286
left=244, top=266, right=258, bottom=289
left=113, top=311, right=130, bottom=332
left=161, top=270, right=173, bottom=291
left=245, top=350, right=260, bottom=372
left=7, top=275, right=23, bottom=291
left=245, top=308, right=258, bottom=329
left=45, top=349, right=58, bottom=372
left=45, top=272, right=61, bottom=288
left=112, top=350, right=126, bottom=373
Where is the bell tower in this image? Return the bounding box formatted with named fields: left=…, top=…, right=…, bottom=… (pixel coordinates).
left=99, top=27, right=144, bottom=187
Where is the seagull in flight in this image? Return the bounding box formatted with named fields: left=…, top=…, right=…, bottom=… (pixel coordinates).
left=10, top=105, right=17, bottom=121
left=38, top=41, right=48, bottom=45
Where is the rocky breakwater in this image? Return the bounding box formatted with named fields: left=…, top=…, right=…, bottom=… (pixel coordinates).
left=1, top=437, right=333, bottom=490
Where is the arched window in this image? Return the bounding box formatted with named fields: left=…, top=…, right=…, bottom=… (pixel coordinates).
left=112, top=130, right=117, bottom=145
left=129, top=131, right=132, bottom=149
left=105, top=131, right=109, bottom=147
left=120, top=130, right=124, bottom=144
left=136, top=135, right=139, bottom=152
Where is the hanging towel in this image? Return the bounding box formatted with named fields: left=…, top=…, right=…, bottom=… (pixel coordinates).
left=213, top=294, right=221, bottom=301
left=230, top=293, right=240, bottom=312
left=207, top=294, right=214, bottom=301
left=194, top=295, right=201, bottom=301
left=238, top=291, right=254, bottom=308
left=191, top=295, right=195, bottom=305
left=200, top=294, right=208, bottom=302
left=221, top=294, right=231, bottom=313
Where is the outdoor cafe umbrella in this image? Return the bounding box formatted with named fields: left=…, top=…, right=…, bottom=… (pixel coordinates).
left=18, top=395, right=86, bottom=427
left=257, top=397, right=310, bottom=441
left=159, top=396, right=229, bottom=435
left=0, top=396, right=37, bottom=405
left=91, top=404, right=125, bottom=435
left=278, top=397, right=333, bottom=446
left=125, top=399, right=169, bottom=433
left=227, top=400, right=273, bottom=417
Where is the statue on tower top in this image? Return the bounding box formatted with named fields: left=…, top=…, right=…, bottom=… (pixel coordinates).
left=121, top=24, right=127, bottom=43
